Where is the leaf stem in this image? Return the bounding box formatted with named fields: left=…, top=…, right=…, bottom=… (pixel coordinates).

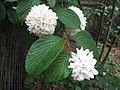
left=63, top=32, right=72, bottom=52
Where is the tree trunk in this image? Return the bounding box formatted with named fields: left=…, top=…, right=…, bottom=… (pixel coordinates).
left=0, top=20, right=27, bottom=90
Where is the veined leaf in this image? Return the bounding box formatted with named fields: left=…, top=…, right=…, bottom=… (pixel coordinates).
left=48, top=0, right=56, bottom=7
left=74, top=31, right=99, bottom=60
left=43, top=51, right=70, bottom=82
left=25, top=35, right=66, bottom=76
left=57, top=8, right=80, bottom=29
left=17, top=0, right=41, bottom=20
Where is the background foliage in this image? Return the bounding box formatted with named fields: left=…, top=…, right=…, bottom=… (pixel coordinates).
left=0, top=0, right=120, bottom=90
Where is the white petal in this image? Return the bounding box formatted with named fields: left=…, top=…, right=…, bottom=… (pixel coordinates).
left=77, top=74, right=85, bottom=81
left=84, top=74, right=90, bottom=80
left=71, top=52, right=77, bottom=59
left=87, top=72, right=94, bottom=79
left=84, top=49, right=89, bottom=55
left=91, top=68, right=98, bottom=75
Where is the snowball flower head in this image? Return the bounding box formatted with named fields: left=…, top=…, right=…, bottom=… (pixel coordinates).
left=25, top=4, right=58, bottom=36
left=69, top=6, right=87, bottom=30
left=68, top=47, right=98, bottom=81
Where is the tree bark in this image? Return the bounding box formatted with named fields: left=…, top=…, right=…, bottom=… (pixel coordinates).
left=0, top=20, right=27, bottom=90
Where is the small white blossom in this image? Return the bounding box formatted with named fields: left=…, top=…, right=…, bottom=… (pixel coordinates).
left=12, top=7, right=16, bottom=9
left=103, top=72, right=106, bottom=76
left=25, top=4, right=58, bottom=36
left=66, top=6, right=87, bottom=36
left=68, top=47, right=98, bottom=81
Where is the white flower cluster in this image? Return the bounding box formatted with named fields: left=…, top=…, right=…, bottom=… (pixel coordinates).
left=25, top=4, right=58, bottom=36
left=68, top=47, right=98, bottom=81
left=66, top=6, right=87, bottom=36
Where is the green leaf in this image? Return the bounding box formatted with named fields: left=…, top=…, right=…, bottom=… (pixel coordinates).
left=108, top=83, right=116, bottom=90
left=17, top=0, right=41, bottom=20
left=64, top=0, right=79, bottom=7
left=75, top=85, right=81, bottom=90
left=117, top=26, right=120, bottom=29
left=48, top=0, right=56, bottom=7
left=74, top=31, right=99, bottom=60
left=57, top=8, right=80, bottom=29
left=97, top=76, right=105, bottom=88
left=20, top=29, right=38, bottom=49
left=111, top=76, right=120, bottom=87
left=5, top=0, right=18, bottom=2
left=25, top=35, right=66, bottom=76
left=0, top=2, right=6, bottom=21
left=7, top=8, right=19, bottom=23
left=25, top=76, right=34, bottom=85
left=43, top=51, right=70, bottom=82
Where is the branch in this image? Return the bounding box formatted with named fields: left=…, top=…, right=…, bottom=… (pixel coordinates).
left=102, top=30, right=120, bottom=63
left=99, top=0, right=117, bottom=61
left=96, top=0, right=107, bottom=46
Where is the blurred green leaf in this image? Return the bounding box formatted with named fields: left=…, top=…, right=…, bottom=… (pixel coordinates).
left=25, top=76, right=34, bottom=85
left=117, top=26, right=120, bottom=29
left=75, top=85, right=81, bottom=90
left=64, top=0, right=79, bottom=7
left=7, top=8, right=19, bottom=23
left=5, top=0, right=18, bottom=2
left=108, top=83, right=116, bottom=90
left=48, top=0, right=56, bottom=7
left=0, top=2, right=6, bottom=21
left=111, top=76, right=120, bottom=87
left=97, top=76, right=105, bottom=89
left=20, top=29, right=38, bottom=48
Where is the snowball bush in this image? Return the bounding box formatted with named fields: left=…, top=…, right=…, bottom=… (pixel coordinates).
left=68, top=47, right=98, bottom=81
left=25, top=4, right=58, bottom=36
